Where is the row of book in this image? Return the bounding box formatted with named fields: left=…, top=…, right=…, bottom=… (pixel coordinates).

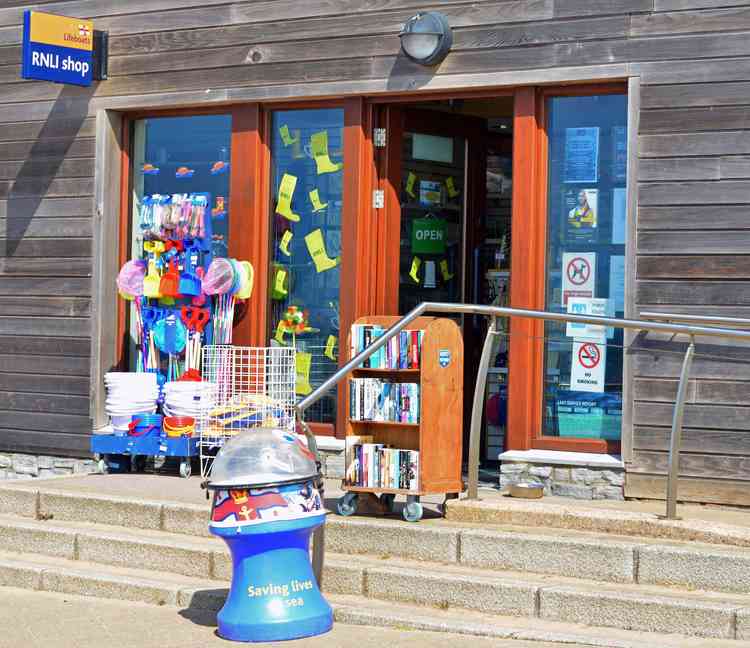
left=345, top=439, right=419, bottom=491
left=350, top=324, right=424, bottom=369
left=349, top=379, right=419, bottom=423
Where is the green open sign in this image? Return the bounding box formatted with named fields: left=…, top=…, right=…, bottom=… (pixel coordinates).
left=411, top=218, right=447, bottom=254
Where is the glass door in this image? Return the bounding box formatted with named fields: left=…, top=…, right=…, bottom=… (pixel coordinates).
left=397, top=123, right=467, bottom=314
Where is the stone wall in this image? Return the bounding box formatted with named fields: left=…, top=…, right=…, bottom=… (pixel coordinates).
left=0, top=453, right=99, bottom=480
left=499, top=461, right=624, bottom=500
left=318, top=448, right=344, bottom=480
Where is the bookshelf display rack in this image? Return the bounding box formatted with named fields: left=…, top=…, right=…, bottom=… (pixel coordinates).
left=337, top=315, right=464, bottom=522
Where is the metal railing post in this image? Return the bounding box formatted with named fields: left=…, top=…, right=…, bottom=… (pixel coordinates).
left=665, top=337, right=695, bottom=520
left=299, top=418, right=325, bottom=585
left=467, top=316, right=498, bottom=500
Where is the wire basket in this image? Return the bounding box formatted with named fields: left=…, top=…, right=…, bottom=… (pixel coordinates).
left=199, top=345, right=296, bottom=479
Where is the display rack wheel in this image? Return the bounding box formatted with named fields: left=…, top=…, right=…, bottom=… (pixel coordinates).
left=97, top=456, right=109, bottom=474
left=179, top=459, right=192, bottom=479
left=379, top=493, right=396, bottom=513
left=153, top=455, right=166, bottom=471
left=336, top=492, right=359, bottom=517
left=403, top=495, right=423, bottom=523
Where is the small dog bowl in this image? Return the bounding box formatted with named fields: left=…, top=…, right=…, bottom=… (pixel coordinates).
left=508, top=481, right=544, bottom=499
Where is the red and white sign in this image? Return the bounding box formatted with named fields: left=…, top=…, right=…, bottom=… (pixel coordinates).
left=571, top=339, right=606, bottom=393
left=562, top=252, right=596, bottom=305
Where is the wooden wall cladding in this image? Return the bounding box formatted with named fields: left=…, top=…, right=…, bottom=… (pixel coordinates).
left=0, top=0, right=748, bottom=496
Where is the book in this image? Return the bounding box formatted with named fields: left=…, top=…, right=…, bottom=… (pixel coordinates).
left=344, top=443, right=419, bottom=492
left=351, top=324, right=424, bottom=369
left=349, top=378, right=420, bottom=423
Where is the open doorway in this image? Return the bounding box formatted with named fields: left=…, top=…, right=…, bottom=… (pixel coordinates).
left=374, top=96, right=514, bottom=467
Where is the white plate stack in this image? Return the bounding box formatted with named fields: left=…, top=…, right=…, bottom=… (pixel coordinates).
left=105, top=372, right=159, bottom=432
left=163, top=381, right=217, bottom=419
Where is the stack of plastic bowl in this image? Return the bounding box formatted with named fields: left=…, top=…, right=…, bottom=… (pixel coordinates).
left=105, top=372, right=159, bottom=435
left=162, top=381, right=217, bottom=420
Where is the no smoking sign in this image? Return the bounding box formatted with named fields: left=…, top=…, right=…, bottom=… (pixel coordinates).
left=571, top=340, right=605, bottom=393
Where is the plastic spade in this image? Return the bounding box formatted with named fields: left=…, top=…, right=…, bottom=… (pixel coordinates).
left=160, top=258, right=181, bottom=297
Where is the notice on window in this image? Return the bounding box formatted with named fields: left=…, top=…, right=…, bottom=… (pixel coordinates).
left=612, top=187, right=627, bottom=245
left=562, top=251, right=596, bottom=306
left=570, top=340, right=606, bottom=393
left=609, top=255, right=625, bottom=313
left=564, top=127, right=599, bottom=184
left=566, top=297, right=608, bottom=341
left=565, top=188, right=598, bottom=243
left=612, top=125, right=627, bottom=182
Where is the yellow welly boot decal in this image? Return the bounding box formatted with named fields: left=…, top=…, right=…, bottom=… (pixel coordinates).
left=440, top=259, right=454, bottom=281
left=310, top=131, right=343, bottom=174
left=309, top=188, right=328, bottom=212
left=304, top=228, right=340, bottom=273
left=409, top=257, right=422, bottom=283
left=324, top=335, right=337, bottom=361
left=295, top=352, right=313, bottom=395
left=279, top=230, right=293, bottom=257
left=275, top=173, right=301, bottom=222
left=279, top=124, right=299, bottom=147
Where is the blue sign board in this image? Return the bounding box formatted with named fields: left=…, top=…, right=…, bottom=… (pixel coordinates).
left=21, top=11, right=94, bottom=87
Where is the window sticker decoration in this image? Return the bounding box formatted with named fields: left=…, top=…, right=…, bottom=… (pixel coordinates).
left=304, top=228, right=340, bottom=273
left=175, top=166, right=195, bottom=178
left=309, top=188, right=328, bottom=212
left=279, top=230, right=293, bottom=257
left=210, top=161, right=229, bottom=175
left=439, top=259, right=454, bottom=282
left=310, top=130, right=342, bottom=174
left=275, top=173, right=301, bottom=222
left=445, top=176, right=460, bottom=198
left=279, top=124, right=299, bottom=147
left=406, top=172, right=417, bottom=198
left=409, top=257, right=421, bottom=283
left=295, top=351, right=313, bottom=395
left=274, top=319, right=287, bottom=344
left=324, top=335, right=337, bottom=361
left=271, top=265, right=289, bottom=299
left=142, top=163, right=159, bottom=175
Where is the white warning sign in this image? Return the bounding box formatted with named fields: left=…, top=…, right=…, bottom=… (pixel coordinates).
left=562, top=252, right=596, bottom=306
left=570, top=340, right=606, bottom=393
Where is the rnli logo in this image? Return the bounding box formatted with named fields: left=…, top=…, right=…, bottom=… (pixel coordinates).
left=78, top=23, right=90, bottom=38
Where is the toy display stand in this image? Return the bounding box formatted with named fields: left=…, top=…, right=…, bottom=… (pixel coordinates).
left=91, top=433, right=198, bottom=478
left=337, top=316, right=464, bottom=522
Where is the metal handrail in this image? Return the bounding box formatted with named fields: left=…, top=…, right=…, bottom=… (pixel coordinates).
left=297, top=302, right=750, bottom=519
left=641, top=311, right=750, bottom=329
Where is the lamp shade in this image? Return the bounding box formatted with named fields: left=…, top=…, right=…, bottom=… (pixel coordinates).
left=399, top=11, right=453, bottom=66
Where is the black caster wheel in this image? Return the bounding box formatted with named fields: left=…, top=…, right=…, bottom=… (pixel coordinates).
left=336, top=492, right=359, bottom=516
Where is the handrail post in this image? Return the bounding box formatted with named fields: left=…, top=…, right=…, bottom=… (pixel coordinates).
left=299, top=417, right=325, bottom=586
left=467, top=316, right=498, bottom=500
left=665, top=336, right=695, bottom=520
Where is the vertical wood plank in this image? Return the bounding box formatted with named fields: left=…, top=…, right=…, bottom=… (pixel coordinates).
left=507, top=87, right=542, bottom=452
left=229, top=104, right=264, bottom=347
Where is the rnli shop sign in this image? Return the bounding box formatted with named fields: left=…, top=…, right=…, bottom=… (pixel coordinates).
left=21, top=11, right=93, bottom=86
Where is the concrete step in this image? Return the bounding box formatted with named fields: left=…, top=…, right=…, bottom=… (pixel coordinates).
left=1, top=514, right=750, bottom=640
left=5, top=481, right=750, bottom=596
left=0, top=550, right=745, bottom=647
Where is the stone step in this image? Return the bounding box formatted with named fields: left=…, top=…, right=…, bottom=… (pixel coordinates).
left=5, top=482, right=750, bottom=596
left=0, top=549, right=746, bottom=647
left=1, top=514, right=750, bottom=640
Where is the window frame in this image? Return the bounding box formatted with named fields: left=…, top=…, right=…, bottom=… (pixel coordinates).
left=530, top=83, right=628, bottom=455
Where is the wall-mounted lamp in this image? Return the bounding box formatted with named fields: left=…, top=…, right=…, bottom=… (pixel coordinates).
left=399, top=12, right=453, bottom=66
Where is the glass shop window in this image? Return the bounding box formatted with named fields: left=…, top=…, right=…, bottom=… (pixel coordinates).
left=268, top=109, right=344, bottom=425
left=128, top=114, right=232, bottom=369
left=541, top=94, right=627, bottom=443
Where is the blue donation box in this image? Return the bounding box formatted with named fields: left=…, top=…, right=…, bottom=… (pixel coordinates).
left=22, top=11, right=94, bottom=86
left=207, top=429, right=332, bottom=642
